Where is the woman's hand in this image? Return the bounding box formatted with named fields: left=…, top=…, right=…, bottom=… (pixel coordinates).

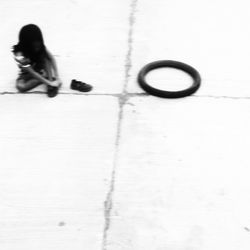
left=14, top=56, right=31, bottom=68
left=48, top=79, right=62, bottom=87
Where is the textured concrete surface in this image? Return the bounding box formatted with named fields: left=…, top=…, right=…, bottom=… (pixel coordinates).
left=1, top=0, right=250, bottom=250
left=108, top=97, right=250, bottom=250
left=0, top=95, right=118, bottom=250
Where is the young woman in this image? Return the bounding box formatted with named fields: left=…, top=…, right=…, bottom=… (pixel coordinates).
left=13, top=24, right=62, bottom=97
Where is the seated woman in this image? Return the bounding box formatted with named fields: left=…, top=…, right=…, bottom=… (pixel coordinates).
left=12, top=24, right=62, bottom=97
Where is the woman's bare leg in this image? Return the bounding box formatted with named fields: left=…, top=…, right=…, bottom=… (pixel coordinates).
left=16, top=58, right=59, bottom=93
left=43, top=58, right=60, bottom=97
left=44, top=58, right=55, bottom=81
left=16, top=78, right=42, bottom=92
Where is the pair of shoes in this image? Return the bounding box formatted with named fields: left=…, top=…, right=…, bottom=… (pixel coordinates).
left=71, top=79, right=92, bottom=92
left=47, top=85, right=59, bottom=98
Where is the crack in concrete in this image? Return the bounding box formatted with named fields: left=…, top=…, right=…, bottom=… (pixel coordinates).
left=123, top=0, right=138, bottom=94
left=102, top=98, right=124, bottom=250
left=0, top=91, right=147, bottom=97
left=102, top=0, right=138, bottom=250
left=193, top=95, right=250, bottom=100
left=2, top=91, right=250, bottom=100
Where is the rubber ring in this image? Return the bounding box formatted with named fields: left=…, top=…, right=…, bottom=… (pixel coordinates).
left=138, top=60, right=201, bottom=98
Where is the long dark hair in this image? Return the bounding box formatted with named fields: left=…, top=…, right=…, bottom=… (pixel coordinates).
left=13, top=24, right=49, bottom=62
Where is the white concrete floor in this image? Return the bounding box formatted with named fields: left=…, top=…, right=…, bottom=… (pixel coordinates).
left=1, top=0, right=250, bottom=249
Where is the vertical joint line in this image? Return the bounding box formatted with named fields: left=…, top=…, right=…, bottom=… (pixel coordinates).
left=102, top=1, right=138, bottom=250
left=124, top=0, right=138, bottom=94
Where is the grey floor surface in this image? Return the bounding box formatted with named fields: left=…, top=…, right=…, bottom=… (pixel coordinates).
left=1, top=1, right=250, bottom=249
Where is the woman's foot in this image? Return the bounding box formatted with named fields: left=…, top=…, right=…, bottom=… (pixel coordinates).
left=47, top=79, right=62, bottom=98
left=47, top=85, right=58, bottom=98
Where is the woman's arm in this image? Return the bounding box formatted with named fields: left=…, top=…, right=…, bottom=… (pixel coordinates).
left=14, top=52, right=60, bottom=87
left=22, top=65, right=58, bottom=86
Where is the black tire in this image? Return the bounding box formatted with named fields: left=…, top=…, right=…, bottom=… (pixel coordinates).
left=137, top=60, right=201, bottom=98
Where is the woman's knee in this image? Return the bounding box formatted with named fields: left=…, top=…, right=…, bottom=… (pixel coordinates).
left=16, top=80, right=28, bottom=92
left=16, top=78, right=42, bottom=92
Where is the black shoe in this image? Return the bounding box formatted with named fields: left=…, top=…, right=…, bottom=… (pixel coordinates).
left=71, top=79, right=92, bottom=92
left=47, top=85, right=59, bottom=98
